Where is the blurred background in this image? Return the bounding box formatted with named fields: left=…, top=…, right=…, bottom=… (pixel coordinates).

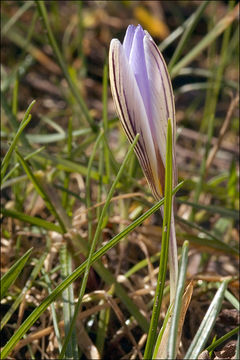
left=2, top=0, right=238, bottom=171
left=1, top=1, right=239, bottom=359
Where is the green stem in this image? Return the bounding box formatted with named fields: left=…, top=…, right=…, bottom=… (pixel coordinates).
left=144, top=119, right=174, bottom=359
left=206, top=326, right=240, bottom=353
left=167, top=241, right=189, bottom=359
left=86, top=131, right=104, bottom=243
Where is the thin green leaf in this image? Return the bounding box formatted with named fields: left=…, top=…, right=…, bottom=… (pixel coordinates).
left=184, top=280, right=229, bottom=359
left=59, top=133, right=139, bottom=359
left=171, top=4, right=239, bottom=78
left=169, top=1, right=209, bottom=71
left=0, top=248, right=32, bottom=300
left=167, top=241, right=189, bottom=359
left=152, top=304, right=173, bottom=359
left=1, top=251, right=48, bottom=331
left=62, top=117, right=73, bottom=211
left=1, top=55, right=34, bottom=93
left=35, top=0, right=96, bottom=130
left=41, top=267, right=62, bottom=352
left=2, top=146, right=45, bottom=185
left=177, top=232, right=238, bottom=256
left=1, top=208, right=64, bottom=234
left=206, top=326, right=240, bottom=353
left=86, top=130, right=104, bottom=243
left=223, top=288, right=239, bottom=310
left=15, top=150, right=67, bottom=233
left=177, top=199, right=238, bottom=220
left=26, top=128, right=91, bottom=144
left=1, top=92, right=31, bottom=148
left=60, top=245, right=78, bottom=359
left=124, top=252, right=160, bottom=278
left=1, top=100, right=35, bottom=181
left=159, top=3, right=207, bottom=52
left=190, top=1, right=235, bottom=221
left=1, top=181, right=184, bottom=358
left=33, top=152, right=103, bottom=182
left=144, top=119, right=174, bottom=359
left=2, top=1, right=34, bottom=35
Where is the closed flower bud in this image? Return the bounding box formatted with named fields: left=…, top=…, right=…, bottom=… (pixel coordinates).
left=109, top=24, right=177, bottom=200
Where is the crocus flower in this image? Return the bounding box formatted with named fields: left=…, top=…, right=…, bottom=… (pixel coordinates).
left=109, top=24, right=177, bottom=200
left=109, top=24, right=178, bottom=299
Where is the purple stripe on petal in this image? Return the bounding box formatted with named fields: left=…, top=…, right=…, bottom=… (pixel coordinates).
left=109, top=33, right=162, bottom=197
left=122, top=89, right=154, bottom=184
left=111, top=47, right=134, bottom=144
left=143, top=35, right=176, bottom=177
left=150, top=39, right=176, bottom=127
left=110, top=41, right=154, bottom=186
left=147, top=45, right=170, bottom=122
left=123, top=88, right=137, bottom=136
left=140, top=130, right=162, bottom=198
left=147, top=38, right=177, bottom=186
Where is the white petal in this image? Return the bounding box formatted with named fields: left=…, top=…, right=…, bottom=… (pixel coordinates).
left=109, top=39, right=163, bottom=198
left=144, top=34, right=177, bottom=186
left=143, top=36, right=175, bottom=160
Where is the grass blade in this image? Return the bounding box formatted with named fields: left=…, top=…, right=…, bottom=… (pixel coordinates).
left=86, top=130, right=104, bottom=243
left=184, top=280, right=229, bottom=359
left=169, top=1, right=209, bottom=71
left=206, top=326, right=240, bottom=353
left=2, top=1, right=33, bottom=35
left=60, top=245, right=78, bottom=359
left=1, top=181, right=183, bottom=358
left=15, top=149, right=67, bottom=233
left=171, top=4, right=239, bottom=78
left=1, top=100, right=35, bottom=182
left=35, top=0, right=96, bottom=130
left=222, top=288, right=239, bottom=310
left=26, top=128, right=91, bottom=144
left=152, top=303, right=173, bottom=359
left=177, top=232, right=238, bottom=256
left=1, top=208, right=64, bottom=234
left=144, top=119, right=174, bottom=359
left=0, top=248, right=32, bottom=300
left=2, top=146, right=45, bottom=184
left=41, top=267, right=62, bottom=352
left=167, top=241, right=189, bottom=359
left=190, top=1, right=235, bottom=221
left=1, top=92, right=29, bottom=150
left=177, top=199, right=238, bottom=220
left=0, top=251, right=47, bottom=331
left=59, top=133, right=139, bottom=358
left=159, top=3, right=207, bottom=52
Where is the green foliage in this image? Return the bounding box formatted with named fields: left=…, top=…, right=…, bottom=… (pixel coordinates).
left=1, top=1, right=238, bottom=359
left=0, top=248, right=32, bottom=300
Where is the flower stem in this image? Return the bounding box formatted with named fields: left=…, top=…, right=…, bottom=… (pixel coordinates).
left=161, top=203, right=178, bottom=303
left=144, top=119, right=175, bottom=359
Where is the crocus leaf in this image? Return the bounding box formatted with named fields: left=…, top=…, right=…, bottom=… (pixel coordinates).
left=0, top=248, right=33, bottom=300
